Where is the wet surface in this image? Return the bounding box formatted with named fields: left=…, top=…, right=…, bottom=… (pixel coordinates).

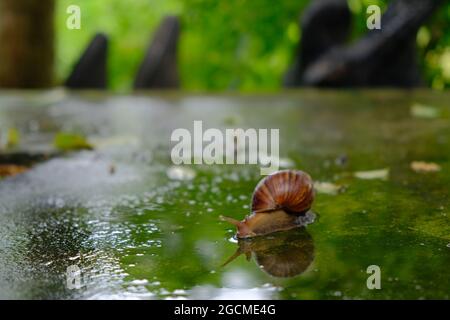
left=0, top=89, right=449, bottom=299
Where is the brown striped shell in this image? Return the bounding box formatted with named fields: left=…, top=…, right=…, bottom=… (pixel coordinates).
left=251, top=170, right=314, bottom=215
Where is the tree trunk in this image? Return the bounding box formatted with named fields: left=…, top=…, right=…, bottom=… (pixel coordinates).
left=0, top=0, right=55, bottom=88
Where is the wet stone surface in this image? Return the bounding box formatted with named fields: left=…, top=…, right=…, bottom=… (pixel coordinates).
left=0, top=89, right=449, bottom=299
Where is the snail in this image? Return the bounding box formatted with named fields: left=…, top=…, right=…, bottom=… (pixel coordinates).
left=220, top=170, right=315, bottom=238
left=222, top=228, right=314, bottom=277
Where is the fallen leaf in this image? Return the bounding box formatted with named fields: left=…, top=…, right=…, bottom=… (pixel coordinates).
left=354, top=168, right=389, bottom=180
left=6, top=128, right=20, bottom=148
left=410, top=161, right=441, bottom=173
left=54, top=132, right=93, bottom=151
left=314, top=181, right=342, bottom=195
left=410, top=103, right=439, bottom=119
left=0, top=164, right=28, bottom=177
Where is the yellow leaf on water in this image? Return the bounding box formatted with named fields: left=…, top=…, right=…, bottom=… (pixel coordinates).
left=54, top=132, right=93, bottom=151
left=410, top=103, right=439, bottom=119
left=410, top=161, right=441, bottom=173
left=354, top=168, right=389, bottom=180
left=6, top=128, right=20, bottom=148
left=314, top=181, right=342, bottom=195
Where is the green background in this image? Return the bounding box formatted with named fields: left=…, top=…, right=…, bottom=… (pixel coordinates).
left=55, top=0, right=450, bottom=91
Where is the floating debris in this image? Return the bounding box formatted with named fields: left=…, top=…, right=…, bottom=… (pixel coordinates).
left=228, top=237, right=238, bottom=244
left=278, top=157, right=295, bottom=168
left=333, top=291, right=342, bottom=297
left=335, top=154, right=348, bottom=167
left=166, top=166, right=196, bottom=181
left=410, top=161, right=441, bottom=173
left=130, top=279, right=149, bottom=285
left=54, top=132, right=93, bottom=151
left=410, top=103, right=439, bottom=119
left=354, top=168, right=389, bottom=180
left=68, top=255, right=80, bottom=261
left=6, top=128, right=20, bottom=148
left=109, top=164, right=116, bottom=175
left=314, top=181, right=342, bottom=195
left=0, top=164, right=28, bottom=177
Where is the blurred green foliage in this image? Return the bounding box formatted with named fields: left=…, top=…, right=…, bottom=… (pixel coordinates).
left=56, top=0, right=182, bottom=91
left=56, top=0, right=450, bottom=91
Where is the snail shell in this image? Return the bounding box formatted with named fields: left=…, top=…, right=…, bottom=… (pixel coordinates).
left=221, top=170, right=315, bottom=238
left=252, top=169, right=314, bottom=214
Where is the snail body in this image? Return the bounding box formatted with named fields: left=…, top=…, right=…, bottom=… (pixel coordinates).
left=221, top=170, right=315, bottom=238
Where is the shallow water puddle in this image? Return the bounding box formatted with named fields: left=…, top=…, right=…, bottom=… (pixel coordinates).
left=0, top=90, right=449, bottom=299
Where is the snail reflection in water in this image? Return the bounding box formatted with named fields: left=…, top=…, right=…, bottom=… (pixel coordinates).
left=220, top=170, right=315, bottom=238
left=222, top=228, right=315, bottom=278
left=220, top=170, right=316, bottom=277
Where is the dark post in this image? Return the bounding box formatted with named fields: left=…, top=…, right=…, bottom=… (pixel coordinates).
left=65, top=33, right=108, bottom=89
left=133, top=16, right=180, bottom=89
left=285, top=0, right=444, bottom=87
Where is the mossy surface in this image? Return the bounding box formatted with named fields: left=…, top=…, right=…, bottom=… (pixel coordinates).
left=0, top=90, right=448, bottom=299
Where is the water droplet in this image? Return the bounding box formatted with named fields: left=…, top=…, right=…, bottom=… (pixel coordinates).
left=228, top=237, right=238, bottom=244
left=159, top=288, right=170, bottom=295
left=166, top=166, right=196, bottom=181
left=130, top=279, right=148, bottom=285
left=173, top=289, right=186, bottom=295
